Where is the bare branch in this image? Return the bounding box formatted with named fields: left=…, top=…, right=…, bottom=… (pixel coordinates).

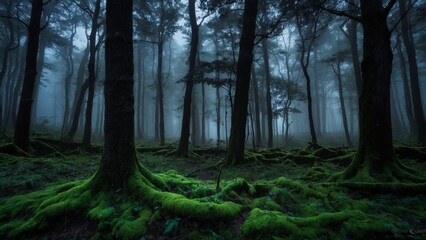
left=320, top=6, right=362, bottom=22
left=384, top=0, right=397, bottom=16
left=0, top=14, right=29, bottom=28
left=390, top=0, right=419, bottom=33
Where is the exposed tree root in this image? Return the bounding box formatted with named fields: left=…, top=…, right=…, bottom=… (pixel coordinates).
left=0, top=168, right=241, bottom=239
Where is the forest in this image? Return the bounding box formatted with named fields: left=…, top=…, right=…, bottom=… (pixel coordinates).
left=0, top=0, right=426, bottom=239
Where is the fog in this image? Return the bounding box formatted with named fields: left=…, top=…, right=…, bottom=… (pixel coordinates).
left=1, top=0, right=425, bottom=148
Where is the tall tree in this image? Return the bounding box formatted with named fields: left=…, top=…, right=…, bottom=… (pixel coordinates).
left=295, top=7, right=322, bottom=145
left=225, top=0, right=258, bottom=166
left=82, top=0, right=102, bottom=150
left=13, top=0, right=45, bottom=152
left=177, top=0, right=198, bottom=156
left=398, top=0, right=426, bottom=145
left=332, top=0, right=422, bottom=184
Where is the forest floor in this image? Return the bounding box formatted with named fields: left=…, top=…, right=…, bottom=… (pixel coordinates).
left=0, top=138, right=426, bottom=239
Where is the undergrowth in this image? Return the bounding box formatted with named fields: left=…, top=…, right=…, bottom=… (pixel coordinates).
left=0, top=144, right=425, bottom=239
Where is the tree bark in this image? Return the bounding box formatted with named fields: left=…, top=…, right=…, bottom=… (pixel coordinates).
left=341, top=0, right=414, bottom=182
left=251, top=66, right=262, bottom=146
left=296, top=15, right=318, bottom=144
left=333, top=61, right=352, bottom=146
left=396, top=36, right=416, bottom=137
left=14, top=0, right=44, bottom=152
left=177, top=0, right=198, bottom=156
left=261, top=40, right=273, bottom=148
left=225, top=0, right=258, bottom=166
left=398, top=0, right=426, bottom=145
left=94, top=0, right=138, bottom=187
left=82, top=0, right=102, bottom=150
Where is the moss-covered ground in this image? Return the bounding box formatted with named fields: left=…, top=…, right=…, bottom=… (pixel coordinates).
left=1, top=141, right=426, bottom=239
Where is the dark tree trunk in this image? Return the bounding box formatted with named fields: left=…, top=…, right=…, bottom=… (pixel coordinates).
left=251, top=66, right=262, bottom=146
left=396, top=36, right=416, bottom=137
left=82, top=0, right=102, bottom=150
left=261, top=40, right=273, bottom=148
left=157, top=39, right=165, bottom=146
left=333, top=61, right=352, bottom=146
left=348, top=0, right=363, bottom=96
left=11, top=40, right=27, bottom=128
left=177, top=0, right=198, bottom=156
left=30, top=30, right=47, bottom=124
left=0, top=0, right=18, bottom=103
left=201, top=82, right=206, bottom=145
left=225, top=0, right=258, bottom=166
left=136, top=43, right=143, bottom=139
left=93, top=0, right=138, bottom=187
left=13, top=0, right=44, bottom=152
left=67, top=80, right=89, bottom=140
left=398, top=0, right=426, bottom=145
left=342, top=0, right=414, bottom=182
left=69, top=44, right=89, bottom=127
left=61, top=24, right=76, bottom=138
left=296, top=15, right=318, bottom=145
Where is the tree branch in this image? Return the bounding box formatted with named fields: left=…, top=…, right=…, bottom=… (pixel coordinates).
left=320, top=6, right=362, bottom=22
left=0, top=15, right=29, bottom=28
left=384, top=0, right=397, bottom=16
left=389, top=0, right=419, bottom=33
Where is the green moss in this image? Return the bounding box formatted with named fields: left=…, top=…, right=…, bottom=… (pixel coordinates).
left=242, top=208, right=392, bottom=239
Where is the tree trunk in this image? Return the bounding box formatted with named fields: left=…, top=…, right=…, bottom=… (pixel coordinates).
left=333, top=61, right=352, bottom=146
left=296, top=16, right=318, bottom=145
left=201, top=82, right=206, bottom=145
left=82, top=0, right=101, bottom=151
left=398, top=0, right=426, bottom=145
left=69, top=44, right=89, bottom=127
left=251, top=66, right=262, bottom=146
left=396, top=36, right=416, bottom=137
left=348, top=0, right=363, bottom=96
left=61, top=25, right=76, bottom=138
left=261, top=40, right=273, bottom=148
left=14, top=0, right=44, bottom=152
left=225, top=0, right=258, bottom=166
left=341, top=0, right=414, bottom=182
left=136, top=43, right=143, bottom=139
left=93, top=0, right=138, bottom=187
left=157, top=39, right=165, bottom=146
left=177, top=0, right=198, bottom=155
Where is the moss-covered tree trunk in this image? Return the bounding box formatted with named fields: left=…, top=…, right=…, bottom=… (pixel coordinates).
left=225, top=0, right=258, bottom=166
left=341, top=0, right=415, bottom=182
left=14, top=0, right=43, bottom=152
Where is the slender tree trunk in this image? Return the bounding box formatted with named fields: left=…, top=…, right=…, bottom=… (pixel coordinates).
left=333, top=61, right=352, bottom=146
left=251, top=66, right=262, bottom=146
left=14, top=0, right=44, bottom=152
left=157, top=39, right=165, bottom=146
left=398, top=0, right=426, bottom=145
left=11, top=39, right=27, bottom=128
left=396, top=36, right=416, bottom=136
left=136, top=43, right=143, bottom=139
left=82, top=0, right=101, bottom=150
left=296, top=16, right=318, bottom=144
left=201, top=82, right=206, bottom=145
left=69, top=45, right=89, bottom=127
left=225, top=0, right=258, bottom=166
left=348, top=0, right=363, bottom=95
left=61, top=25, right=76, bottom=138
left=177, top=0, right=198, bottom=155
left=261, top=40, right=273, bottom=148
